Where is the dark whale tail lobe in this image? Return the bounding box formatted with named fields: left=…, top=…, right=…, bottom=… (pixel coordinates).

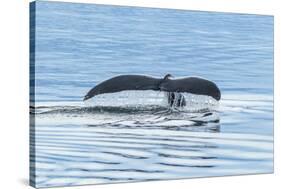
left=83, top=75, right=162, bottom=101
left=83, top=74, right=221, bottom=107
left=159, top=76, right=221, bottom=101
left=83, top=94, right=91, bottom=101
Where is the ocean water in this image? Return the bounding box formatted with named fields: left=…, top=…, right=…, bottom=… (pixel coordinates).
left=30, top=1, right=274, bottom=188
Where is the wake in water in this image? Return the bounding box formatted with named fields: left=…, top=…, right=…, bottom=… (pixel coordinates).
left=32, top=91, right=219, bottom=113
left=31, top=91, right=220, bottom=132
left=30, top=92, right=273, bottom=188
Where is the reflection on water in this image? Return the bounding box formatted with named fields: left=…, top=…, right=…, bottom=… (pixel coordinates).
left=30, top=1, right=273, bottom=188
left=30, top=93, right=273, bottom=187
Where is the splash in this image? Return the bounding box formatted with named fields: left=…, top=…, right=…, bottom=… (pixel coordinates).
left=32, top=91, right=220, bottom=131
left=83, top=90, right=219, bottom=112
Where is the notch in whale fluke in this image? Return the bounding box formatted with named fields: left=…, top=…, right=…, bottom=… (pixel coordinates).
left=83, top=74, right=221, bottom=106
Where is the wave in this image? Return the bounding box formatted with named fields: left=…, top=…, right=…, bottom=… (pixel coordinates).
left=30, top=92, right=221, bottom=132
left=30, top=92, right=273, bottom=132
left=31, top=121, right=273, bottom=188
left=30, top=92, right=273, bottom=188
left=31, top=91, right=219, bottom=114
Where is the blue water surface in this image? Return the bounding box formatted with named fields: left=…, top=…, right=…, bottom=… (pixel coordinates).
left=31, top=1, right=274, bottom=188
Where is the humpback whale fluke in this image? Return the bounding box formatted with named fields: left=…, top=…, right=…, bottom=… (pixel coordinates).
left=83, top=74, right=221, bottom=107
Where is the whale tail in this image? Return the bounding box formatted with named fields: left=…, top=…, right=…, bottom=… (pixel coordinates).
left=83, top=74, right=221, bottom=107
